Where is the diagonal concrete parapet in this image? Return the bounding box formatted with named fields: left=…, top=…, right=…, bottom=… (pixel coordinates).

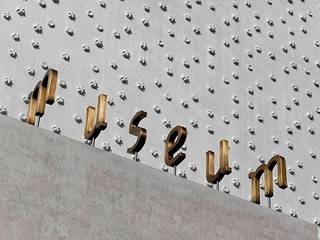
left=0, top=115, right=317, bottom=240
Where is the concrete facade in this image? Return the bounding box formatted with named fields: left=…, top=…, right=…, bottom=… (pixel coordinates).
left=0, top=115, right=317, bottom=239
left=0, top=0, right=320, bottom=225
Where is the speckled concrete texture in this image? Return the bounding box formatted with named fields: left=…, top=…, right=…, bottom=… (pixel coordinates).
left=1, top=0, right=320, bottom=224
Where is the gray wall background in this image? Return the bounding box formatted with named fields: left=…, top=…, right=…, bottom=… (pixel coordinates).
left=0, top=0, right=319, bottom=225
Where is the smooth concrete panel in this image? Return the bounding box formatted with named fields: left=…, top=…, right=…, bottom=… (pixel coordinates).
left=0, top=115, right=317, bottom=240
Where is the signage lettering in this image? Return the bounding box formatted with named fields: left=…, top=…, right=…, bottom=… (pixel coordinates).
left=24, top=68, right=289, bottom=205
left=26, top=68, right=58, bottom=125
left=248, top=154, right=287, bottom=204
left=206, top=139, right=232, bottom=184
left=84, top=94, right=108, bottom=141
left=127, top=111, right=147, bottom=154
left=165, top=125, right=187, bottom=167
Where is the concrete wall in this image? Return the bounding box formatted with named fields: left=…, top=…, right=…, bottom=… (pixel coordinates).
left=1, top=0, right=320, bottom=224
left=0, top=115, right=317, bottom=240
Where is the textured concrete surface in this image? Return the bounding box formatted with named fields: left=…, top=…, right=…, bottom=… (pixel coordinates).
left=0, top=115, right=317, bottom=240
left=1, top=0, right=320, bottom=224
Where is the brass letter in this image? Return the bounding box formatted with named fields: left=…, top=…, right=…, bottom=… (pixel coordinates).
left=206, top=139, right=231, bottom=184
left=84, top=94, right=108, bottom=140
left=26, top=68, right=58, bottom=125
left=127, top=111, right=147, bottom=154
left=165, top=125, right=187, bottom=167
left=248, top=154, right=287, bottom=204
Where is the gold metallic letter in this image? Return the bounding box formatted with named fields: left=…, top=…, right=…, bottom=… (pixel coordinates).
left=84, top=94, right=108, bottom=140
left=165, top=125, right=187, bottom=167
left=248, top=154, right=287, bottom=204
left=26, top=68, right=58, bottom=125
left=206, top=139, right=231, bottom=184
left=127, top=111, right=147, bottom=154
